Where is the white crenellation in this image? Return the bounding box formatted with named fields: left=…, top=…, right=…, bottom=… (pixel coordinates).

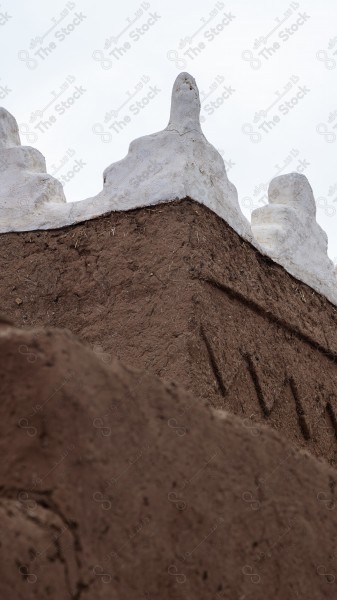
left=0, top=75, right=336, bottom=306
left=0, top=73, right=252, bottom=242
left=251, top=173, right=337, bottom=305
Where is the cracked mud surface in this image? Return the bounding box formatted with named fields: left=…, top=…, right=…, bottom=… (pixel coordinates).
left=1, top=199, right=337, bottom=464
left=1, top=322, right=337, bottom=598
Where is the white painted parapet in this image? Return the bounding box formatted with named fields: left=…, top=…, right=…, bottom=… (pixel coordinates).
left=0, top=108, right=67, bottom=223
left=0, top=73, right=252, bottom=242
left=95, top=72, right=252, bottom=241
left=251, top=173, right=337, bottom=305
left=0, top=74, right=336, bottom=307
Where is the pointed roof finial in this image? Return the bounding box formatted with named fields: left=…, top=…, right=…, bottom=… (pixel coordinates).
left=167, top=72, right=202, bottom=134
left=251, top=172, right=337, bottom=304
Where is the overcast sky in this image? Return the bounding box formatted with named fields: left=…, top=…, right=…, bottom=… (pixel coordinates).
left=1, top=0, right=336, bottom=260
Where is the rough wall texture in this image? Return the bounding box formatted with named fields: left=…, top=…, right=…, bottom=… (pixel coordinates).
left=1, top=322, right=337, bottom=600
left=1, top=199, right=337, bottom=464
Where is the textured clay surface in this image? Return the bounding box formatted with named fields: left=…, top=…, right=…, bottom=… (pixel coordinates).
left=1, top=200, right=337, bottom=465
left=1, top=322, right=337, bottom=599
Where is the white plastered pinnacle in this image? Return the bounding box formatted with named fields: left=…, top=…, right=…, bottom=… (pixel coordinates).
left=251, top=173, right=337, bottom=305
left=0, top=107, right=66, bottom=221
left=0, top=73, right=252, bottom=243
left=0, top=75, right=336, bottom=307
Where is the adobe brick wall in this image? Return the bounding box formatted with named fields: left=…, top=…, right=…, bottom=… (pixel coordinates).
left=1, top=199, right=337, bottom=463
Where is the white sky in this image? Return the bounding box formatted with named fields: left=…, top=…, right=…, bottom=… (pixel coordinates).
left=1, top=0, right=336, bottom=259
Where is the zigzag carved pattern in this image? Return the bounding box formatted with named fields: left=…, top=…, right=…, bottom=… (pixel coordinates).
left=200, top=327, right=337, bottom=444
